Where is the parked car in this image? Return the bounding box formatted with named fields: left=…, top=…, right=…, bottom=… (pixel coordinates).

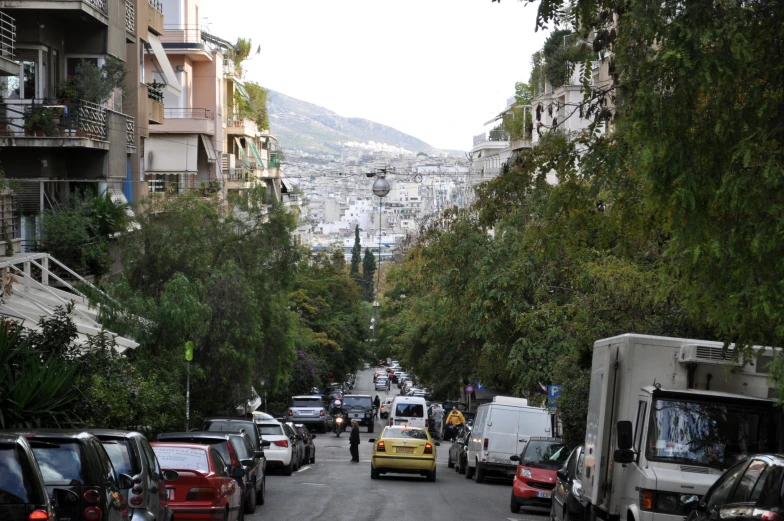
left=448, top=425, right=471, bottom=474
left=227, top=432, right=264, bottom=512
left=202, top=417, right=266, bottom=452
left=343, top=394, right=375, bottom=433
left=0, top=433, right=57, bottom=521
left=254, top=422, right=294, bottom=476
left=551, top=446, right=588, bottom=521
left=510, top=437, right=570, bottom=513
left=251, top=412, right=276, bottom=422
left=369, top=427, right=439, bottom=482
left=685, top=455, right=784, bottom=521
left=23, top=431, right=132, bottom=521
left=285, top=396, right=327, bottom=433
left=294, top=425, right=316, bottom=464
left=282, top=423, right=304, bottom=470
left=380, top=398, right=394, bottom=419
left=91, top=430, right=176, bottom=521
left=151, top=443, right=243, bottom=521
left=375, top=378, right=390, bottom=392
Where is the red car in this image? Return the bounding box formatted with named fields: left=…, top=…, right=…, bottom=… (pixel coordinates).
left=510, top=437, right=570, bottom=514
left=151, top=443, right=243, bottom=521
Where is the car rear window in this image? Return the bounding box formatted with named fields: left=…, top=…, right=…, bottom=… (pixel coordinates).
left=291, top=398, right=322, bottom=407
left=257, top=424, right=284, bottom=436
left=395, top=403, right=424, bottom=417
left=31, top=442, right=86, bottom=485
left=228, top=436, right=250, bottom=459
left=382, top=428, right=428, bottom=440
left=100, top=440, right=138, bottom=477
left=204, top=421, right=253, bottom=436
left=0, top=442, right=36, bottom=504
left=152, top=446, right=210, bottom=473
left=343, top=397, right=372, bottom=408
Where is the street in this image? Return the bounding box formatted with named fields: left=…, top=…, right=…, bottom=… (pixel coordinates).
left=251, top=367, right=549, bottom=521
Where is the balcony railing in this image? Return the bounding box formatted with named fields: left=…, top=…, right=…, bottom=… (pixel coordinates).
left=164, top=108, right=214, bottom=120
left=269, top=155, right=281, bottom=168
left=0, top=11, right=15, bottom=62
left=160, top=24, right=203, bottom=45
left=126, top=116, right=135, bottom=148
left=125, top=0, right=135, bottom=33
left=0, top=99, right=107, bottom=140
left=85, top=0, right=108, bottom=14
left=473, top=130, right=509, bottom=145
left=148, top=0, right=163, bottom=14
left=146, top=83, right=164, bottom=103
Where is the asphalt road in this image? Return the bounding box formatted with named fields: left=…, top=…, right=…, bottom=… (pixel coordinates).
left=248, top=368, right=550, bottom=521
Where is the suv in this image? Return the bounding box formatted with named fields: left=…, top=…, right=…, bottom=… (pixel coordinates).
left=0, top=434, right=56, bottom=521
left=286, top=396, right=327, bottom=433
left=343, top=394, right=375, bottom=433
left=227, top=432, right=265, bottom=512
left=202, top=417, right=267, bottom=453
left=23, top=431, right=132, bottom=521
left=90, top=430, right=176, bottom=521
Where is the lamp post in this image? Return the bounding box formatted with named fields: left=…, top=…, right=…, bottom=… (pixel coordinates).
left=371, top=176, right=390, bottom=341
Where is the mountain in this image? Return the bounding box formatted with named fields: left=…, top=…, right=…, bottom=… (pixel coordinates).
left=266, top=89, right=441, bottom=156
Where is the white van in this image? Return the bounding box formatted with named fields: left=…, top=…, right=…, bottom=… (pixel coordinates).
left=466, top=396, right=552, bottom=483
left=389, top=395, right=428, bottom=429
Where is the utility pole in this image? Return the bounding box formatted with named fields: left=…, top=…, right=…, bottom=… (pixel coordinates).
left=184, top=341, right=194, bottom=431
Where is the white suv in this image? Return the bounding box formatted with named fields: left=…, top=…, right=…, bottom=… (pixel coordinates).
left=256, top=421, right=295, bottom=476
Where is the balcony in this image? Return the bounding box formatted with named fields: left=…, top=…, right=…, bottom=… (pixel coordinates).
left=0, top=99, right=109, bottom=150
left=125, top=0, right=134, bottom=35
left=146, top=0, right=163, bottom=36
left=0, top=11, right=19, bottom=78
left=160, top=25, right=208, bottom=55
left=473, top=130, right=509, bottom=145
left=146, top=83, right=164, bottom=124
left=152, top=108, right=215, bottom=135
left=0, top=0, right=109, bottom=22
left=226, top=112, right=258, bottom=136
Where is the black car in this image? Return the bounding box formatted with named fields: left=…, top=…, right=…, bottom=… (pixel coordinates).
left=447, top=425, right=471, bottom=475
left=294, top=425, right=316, bottom=465
left=0, top=434, right=56, bottom=521
left=342, top=395, right=375, bottom=433
left=228, top=432, right=265, bottom=512
left=21, top=431, right=132, bottom=521
left=202, top=417, right=266, bottom=453
left=686, top=454, right=784, bottom=521
left=552, top=446, right=589, bottom=521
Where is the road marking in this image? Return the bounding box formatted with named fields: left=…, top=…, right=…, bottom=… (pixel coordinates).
left=299, top=482, right=327, bottom=486
left=296, top=465, right=311, bottom=472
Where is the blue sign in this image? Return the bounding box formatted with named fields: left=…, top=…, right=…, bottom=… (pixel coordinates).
left=547, top=385, right=562, bottom=409
left=475, top=382, right=486, bottom=391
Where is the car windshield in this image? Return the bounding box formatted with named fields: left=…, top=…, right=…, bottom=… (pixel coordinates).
left=291, top=398, right=322, bottom=407
left=152, top=446, right=210, bottom=473
left=100, top=440, right=137, bottom=476
left=383, top=428, right=429, bottom=440
left=646, top=398, right=778, bottom=469
left=31, top=442, right=86, bottom=485
left=395, top=403, right=424, bottom=417
left=343, top=397, right=372, bottom=408
left=521, top=440, right=570, bottom=468
left=0, top=443, right=35, bottom=504
left=257, top=424, right=284, bottom=436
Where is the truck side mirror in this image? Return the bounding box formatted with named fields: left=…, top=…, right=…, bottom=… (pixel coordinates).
left=613, top=449, right=635, bottom=464
left=556, top=468, right=568, bottom=481
left=616, top=420, right=634, bottom=450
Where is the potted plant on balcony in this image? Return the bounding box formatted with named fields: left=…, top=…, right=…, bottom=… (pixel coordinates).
left=24, top=106, right=58, bottom=137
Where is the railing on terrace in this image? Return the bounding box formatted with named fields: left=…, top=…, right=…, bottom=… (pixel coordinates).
left=0, top=99, right=107, bottom=140
left=148, top=0, right=163, bottom=14
left=269, top=155, right=281, bottom=168
left=146, top=83, right=164, bottom=103
left=125, top=0, right=135, bottom=33
left=84, top=0, right=108, bottom=14
left=226, top=112, right=254, bottom=127
left=126, top=116, right=135, bottom=148
left=160, top=24, right=203, bottom=45
left=473, top=130, right=509, bottom=145
left=164, top=108, right=214, bottom=119
left=0, top=11, right=15, bottom=62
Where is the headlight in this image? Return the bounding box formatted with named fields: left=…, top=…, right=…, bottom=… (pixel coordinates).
left=365, top=412, right=371, bottom=417
left=572, top=482, right=583, bottom=498
left=520, top=468, right=533, bottom=478
left=656, top=493, right=679, bottom=513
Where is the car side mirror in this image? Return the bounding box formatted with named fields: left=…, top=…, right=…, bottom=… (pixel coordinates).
left=232, top=467, right=245, bottom=479
left=53, top=488, right=79, bottom=507
left=162, top=470, right=179, bottom=482
left=613, top=449, right=635, bottom=464
left=616, top=420, right=634, bottom=450
left=556, top=468, right=568, bottom=481
left=240, top=459, right=254, bottom=468
left=434, top=442, right=440, bottom=446
left=510, top=455, right=520, bottom=462
left=118, top=473, right=134, bottom=489
left=261, top=441, right=271, bottom=448
left=311, top=435, right=317, bottom=440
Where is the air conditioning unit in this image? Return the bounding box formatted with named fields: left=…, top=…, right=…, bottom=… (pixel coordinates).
left=679, top=344, right=739, bottom=366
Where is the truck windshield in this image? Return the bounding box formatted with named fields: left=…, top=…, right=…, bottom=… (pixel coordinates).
left=646, top=397, right=778, bottom=469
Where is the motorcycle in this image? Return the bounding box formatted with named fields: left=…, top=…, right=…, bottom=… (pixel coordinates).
left=334, top=413, right=346, bottom=437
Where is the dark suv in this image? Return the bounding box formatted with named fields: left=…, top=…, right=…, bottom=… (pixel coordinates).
left=23, top=431, right=132, bottom=521
left=90, top=430, right=176, bottom=521
left=0, top=434, right=56, bottom=521
left=342, top=395, right=375, bottom=432
left=202, top=418, right=266, bottom=453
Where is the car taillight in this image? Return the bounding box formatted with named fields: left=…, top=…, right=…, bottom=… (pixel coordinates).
left=185, top=488, right=215, bottom=501
left=83, top=507, right=102, bottom=521
left=390, top=417, right=393, bottom=426
left=129, top=497, right=143, bottom=507
left=761, top=512, right=784, bottom=521
left=28, top=510, right=49, bottom=521
left=131, top=486, right=143, bottom=496
left=425, top=419, right=428, bottom=428
left=320, top=410, right=325, bottom=417
left=83, top=490, right=100, bottom=503
left=483, top=438, right=488, bottom=450
left=424, top=443, right=433, bottom=455
left=273, top=440, right=289, bottom=448
left=132, top=477, right=142, bottom=485
left=377, top=441, right=385, bottom=452
left=287, top=410, right=293, bottom=416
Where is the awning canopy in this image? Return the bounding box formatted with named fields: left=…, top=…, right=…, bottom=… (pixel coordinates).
left=199, top=134, right=218, bottom=164
left=234, top=137, right=250, bottom=167
left=249, top=141, right=264, bottom=167
left=145, top=135, right=198, bottom=174
left=147, top=34, right=182, bottom=96
left=233, top=78, right=250, bottom=100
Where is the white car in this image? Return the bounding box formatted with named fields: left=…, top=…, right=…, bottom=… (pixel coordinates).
left=375, top=377, right=390, bottom=391
left=256, top=421, right=295, bottom=476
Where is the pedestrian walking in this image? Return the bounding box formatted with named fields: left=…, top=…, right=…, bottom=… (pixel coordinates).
left=373, top=395, right=381, bottom=418
left=349, top=420, right=360, bottom=463
left=432, top=404, right=444, bottom=440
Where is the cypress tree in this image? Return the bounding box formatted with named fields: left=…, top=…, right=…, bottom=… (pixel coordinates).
left=350, top=225, right=361, bottom=278
left=362, top=247, right=377, bottom=302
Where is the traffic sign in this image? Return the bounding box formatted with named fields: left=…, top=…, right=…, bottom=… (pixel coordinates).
left=465, top=384, right=475, bottom=394
left=547, top=384, right=562, bottom=409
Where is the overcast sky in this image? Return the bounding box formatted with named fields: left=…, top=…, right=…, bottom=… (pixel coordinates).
left=201, top=0, right=550, bottom=152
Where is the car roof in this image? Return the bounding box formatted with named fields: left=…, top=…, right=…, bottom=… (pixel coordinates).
left=158, top=431, right=231, bottom=441
left=204, top=417, right=254, bottom=422
left=150, top=442, right=210, bottom=451
left=0, top=433, right=23, bottom=443
left=292, top=395, right=323, bottom=399
left=346, top=394, right=371, bottom=398
left=11, top=430, right=94, bottom=440
left=88, top=429, right=143, bottom=439
left=255, top=421, right=283, bottom=426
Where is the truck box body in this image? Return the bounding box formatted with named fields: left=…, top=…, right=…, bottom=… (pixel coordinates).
left=584, top=334, right=782, bottom=521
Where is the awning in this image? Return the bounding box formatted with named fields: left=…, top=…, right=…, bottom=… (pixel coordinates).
left=249, top=141, right=264, bottom=167
left=234, top=137, right=250, bottom=167
left=145, top=135, right=198, bottom=174
left=233, top=78, right=250, bottom=100
left=147, top=34, right=182, bottom=96
left=199, top=134, right=218, bottom=164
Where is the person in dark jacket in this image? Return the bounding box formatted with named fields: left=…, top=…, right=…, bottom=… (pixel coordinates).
left=373, top=395, right=381, bottom=418
left=349, top=420, right=360, bottom=462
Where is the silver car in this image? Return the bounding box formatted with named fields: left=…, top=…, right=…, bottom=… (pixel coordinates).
left=285, top=395, right=327, bottom=433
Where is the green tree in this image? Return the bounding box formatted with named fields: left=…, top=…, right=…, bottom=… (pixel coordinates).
left=362, top=248, right=376, bottom=302
left=350, top=225, right=362, bottom=277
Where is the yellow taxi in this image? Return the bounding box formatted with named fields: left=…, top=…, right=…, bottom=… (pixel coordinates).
left=368, top=426, right=440, bottom=481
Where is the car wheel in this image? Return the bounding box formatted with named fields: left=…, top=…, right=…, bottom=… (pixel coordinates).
left=427, top=467, right=437, bottom=482
left=368, top=423, right=374, bottom=433
left=447, top=453, right=455, bottom=468
left=458, top=457, right=466, bottom=475
left=321, top=424, right=327, bottom=434
left=510, top=492, right=521, bottom=514
left=244, top=482, right=257, bottom=514
left=256, top=476, right=265, bottom=506
left=283, top=461, right=293, bottom=476
left=371, top=466, right=379, bottom=479
left=563, top=506, right=571, bottom=521
left=310, top=449, right=315, bottom=464
left=474, top=462, right=485, bottom=483
left=237, top=503, right=245, bottom=521
left=465, top=464, right=474, bottom=479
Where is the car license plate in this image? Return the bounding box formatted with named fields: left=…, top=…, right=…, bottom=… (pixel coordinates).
left=395, top=420, right=407, bottom=426
left=396, top=447, right=414, bottom=454
left=536, top=492, right=551, bottom=499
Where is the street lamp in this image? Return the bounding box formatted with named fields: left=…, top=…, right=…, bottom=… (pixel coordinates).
left=371, top=176, right=389, bottom=341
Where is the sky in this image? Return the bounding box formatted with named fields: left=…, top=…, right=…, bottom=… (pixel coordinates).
left=200, top=0, right=550, bottom=152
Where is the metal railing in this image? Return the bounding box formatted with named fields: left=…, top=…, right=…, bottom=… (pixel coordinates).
left=269, top=155, right=281, bottom=168
left=163, top=108, right=214, bottom=120
left=226, top=112, right=253, bottom=126
left=0, top=11, right=15, bottom=62
left=160, top=24, right=203, bottom=45
left=0, top=99, right=107, bottom=140
left=146, top=83, right=164, bottom=103
left=125, top=0, right=135, bottom=33
left=149, top=0, right=163, bottom=14
left=473, top=130, right=509, bottom=145
left=126, top=116, right=135, bottom=148
left=84, top=0, right=108, bottom=14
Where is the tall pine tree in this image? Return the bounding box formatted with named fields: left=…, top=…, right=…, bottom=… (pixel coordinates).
left=362, top=247, right=376, bottom=302
left=350, top=225, right=361, bottom=278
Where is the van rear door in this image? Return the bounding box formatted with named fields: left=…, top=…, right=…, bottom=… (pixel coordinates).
left=515, top=409, right=552, bottom=455
left=485, top=405, right=521, bottom=465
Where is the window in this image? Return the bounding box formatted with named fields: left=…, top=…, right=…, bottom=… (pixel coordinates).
left=290, top=398, right=322, bottom=407
left=705, top=461, right=747, bottom=511
left=152, top=446, right=209, bottom=473
left=565, top=448, right=578, bottom=477
left=521, top=440, right=570, bottom=467
left=0, top=443, right=34, bottom=504
left=256, top=424, right=283, bottom=437
left=731, top=460, right=768, bottom=503
left=100, top=440, right=138, bottom=477
left=139, top=438, right=161, bottom=476
left=634, top=400, right=647, bottom=452
left=395, top=403, right=424, bottom=418
left=31, top=442, right=86, bottom=485
left=92, top=439, right=117, bottom=484
left=22, top=61, right=35, bottom=99
left=229, top=437, right=249, bottom=460
left=382, top=428, right=428, bottom=440
left=210, top=450, right=228, bottom=477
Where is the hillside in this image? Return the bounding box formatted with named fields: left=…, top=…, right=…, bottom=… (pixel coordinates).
left=266, top=89, right=441, bottom=156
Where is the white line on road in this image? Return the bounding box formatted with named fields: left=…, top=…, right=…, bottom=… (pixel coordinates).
left=299, top=482, right=327, bottom=486
left=296, top=465, right=311, bottom=472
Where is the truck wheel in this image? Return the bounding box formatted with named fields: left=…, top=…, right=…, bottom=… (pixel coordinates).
left=510, top=493, right=521, bottom=514
left=283, top=461, right=293, bottom=476
left=465, top=464, right=474, bottom=479
left=474, top=462, right=485, bottom=483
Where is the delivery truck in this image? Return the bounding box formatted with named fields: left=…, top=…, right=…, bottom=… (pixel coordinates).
left=584, top=334, right=782, bottom=521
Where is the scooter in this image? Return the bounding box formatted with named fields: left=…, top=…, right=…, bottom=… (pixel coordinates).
left=334, top=414, right=346, bottom=437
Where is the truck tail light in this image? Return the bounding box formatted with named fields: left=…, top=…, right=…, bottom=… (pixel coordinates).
left=28, top=510, right=49, bottom=521
left=483, top=438, right=488, bottom=450
left=424, top=443, right=433, bottom=455
left=273, top=440, right=289, bottom=448
left=83, top=507, right=102, bottom=521
left=377, top=441, right=385, bottom=452
left=186, top=488, right=215, bottom=502
left=131, top=486, right=143, bottom=496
